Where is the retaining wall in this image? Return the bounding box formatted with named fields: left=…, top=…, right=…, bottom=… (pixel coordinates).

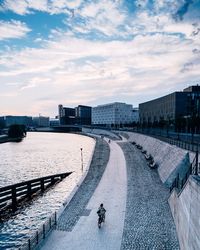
left=169, top=176, right=200, bottom=250
left=124, top=132, right=195, bottom=187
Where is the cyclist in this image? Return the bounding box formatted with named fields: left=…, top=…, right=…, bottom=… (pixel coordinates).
left=97, top=203, right=106, bottom=222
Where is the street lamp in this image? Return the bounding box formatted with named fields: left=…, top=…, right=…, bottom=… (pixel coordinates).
left=80, top=148, right=83, bottom=172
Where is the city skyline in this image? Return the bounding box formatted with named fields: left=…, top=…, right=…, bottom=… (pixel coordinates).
left=0, top=0, right=200, bottom=117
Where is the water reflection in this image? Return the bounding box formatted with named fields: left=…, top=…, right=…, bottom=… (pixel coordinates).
left=0, top=132, right=95, bottom=249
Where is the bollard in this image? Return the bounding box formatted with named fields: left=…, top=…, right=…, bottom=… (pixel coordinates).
left=43, top=224, right=45, bottom=239
left=194, top=151, right=198, bottom=175
left=28, top=239, right=31, bottom=250
left=36, top=231, right=39, bottom=244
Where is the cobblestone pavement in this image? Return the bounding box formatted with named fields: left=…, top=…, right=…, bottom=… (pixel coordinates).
left=119, top=142, right=179, bottom=250
left=56, top=137, right=110, bottom=231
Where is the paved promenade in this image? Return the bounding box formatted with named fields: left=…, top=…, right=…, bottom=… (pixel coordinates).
left=40, top=138, right=127, bottom=250
left=40, top=136, right=179, bottom=250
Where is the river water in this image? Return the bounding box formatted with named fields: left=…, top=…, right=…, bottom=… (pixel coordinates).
left=0, top=132, right=95, bottom=249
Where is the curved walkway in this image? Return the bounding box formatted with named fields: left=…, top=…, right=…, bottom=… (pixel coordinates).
left=119, top=142, right=179, bottom=249
left=40, top=136, right=179, bottom=250
left=40, top=139, right=127, bottom=250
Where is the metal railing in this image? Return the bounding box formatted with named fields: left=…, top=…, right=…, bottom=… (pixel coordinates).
left=170, top=151, right=199, bottom=192
left=134, top=129, right=200, bottom=153
left=19, top=212, right=57, bottom=250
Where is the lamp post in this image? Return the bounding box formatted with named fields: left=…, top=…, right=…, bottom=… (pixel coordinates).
left=80, top=148, right=83, bottom=172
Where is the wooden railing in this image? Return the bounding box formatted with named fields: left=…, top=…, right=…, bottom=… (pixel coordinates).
left=0, top=172, right=72, bottom=213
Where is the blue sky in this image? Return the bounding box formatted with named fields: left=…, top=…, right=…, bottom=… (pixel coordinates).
left=0, top=0, right=200, bottom=117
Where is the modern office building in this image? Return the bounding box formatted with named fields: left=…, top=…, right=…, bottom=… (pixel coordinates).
left=58, top=105, right=76, bottom=125
left=58, top=104, right=91, bottom=125
left=92, top=102, right=134, bottom=127
left=75, top=105, right=92, bottom=125
left=139, top=85, right=200, bottom=127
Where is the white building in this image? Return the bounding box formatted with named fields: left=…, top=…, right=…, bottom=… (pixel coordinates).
left=92, top=102, right=134, bottom=126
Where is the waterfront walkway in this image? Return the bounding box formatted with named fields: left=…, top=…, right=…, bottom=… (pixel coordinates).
left=40, top=138, right=127, bottom=250
left=40, top=136, right=179, bottom=250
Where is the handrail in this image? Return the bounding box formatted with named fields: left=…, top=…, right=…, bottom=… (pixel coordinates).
left=134, top=130, right=200, bottom=153
left=170, top=151, right=199, bottom=192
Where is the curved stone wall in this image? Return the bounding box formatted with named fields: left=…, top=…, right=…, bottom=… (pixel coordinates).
left=169, top=176, right=200, bottom=250
left=123, top=132, right=194, bottom=187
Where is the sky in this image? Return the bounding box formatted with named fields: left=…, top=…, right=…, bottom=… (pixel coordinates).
left=0, top=0, right=200, bottom=117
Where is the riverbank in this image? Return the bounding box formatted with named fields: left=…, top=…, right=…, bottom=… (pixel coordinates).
left=0, top=135, right=9, bottom=143
left=0, top=135, right=24, bottom=143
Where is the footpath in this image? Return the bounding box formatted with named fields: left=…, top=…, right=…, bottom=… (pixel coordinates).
left=39, top=136, right=179, bottom=250
left=39, top=137, right=127, bottom=250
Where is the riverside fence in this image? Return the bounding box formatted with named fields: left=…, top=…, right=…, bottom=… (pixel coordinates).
left=19, top=211, right=57, bottom=250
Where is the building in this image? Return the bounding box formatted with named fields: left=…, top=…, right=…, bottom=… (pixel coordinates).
left=49, top=118, right=60, bottom=127
left=0, top=116, right=5, bottom=128
left=32, top=116, right=50, bottom=127
left=58, top=104, right=92, bottom=125
left=58, top=105, right=75, bottom=125
left=92, top=102, right=134, bottom=127
left=139, top=85, right=200, bottom=131
left=4, top=116, right=33, bottom=127
left=75, top=105, right=91, bottom=125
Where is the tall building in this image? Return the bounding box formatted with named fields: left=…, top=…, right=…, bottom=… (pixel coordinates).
left=58, top=105, right=75, bottom=125
left=58, top=104, right=91, bottom=125
left=75, top=105, right=91, bottom=125
left=139, top=85, right=200, bottom=131
left=92, top=102, right=134, bottom=127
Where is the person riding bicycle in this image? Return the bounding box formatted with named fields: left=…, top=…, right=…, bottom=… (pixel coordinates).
left=97, top=203, right=106, bottom=222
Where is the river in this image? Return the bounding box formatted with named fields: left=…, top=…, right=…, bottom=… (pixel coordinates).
left=0, top=132, right=95, bottom=249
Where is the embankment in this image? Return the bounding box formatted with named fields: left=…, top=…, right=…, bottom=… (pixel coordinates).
left=121, top=131, right=200, bottom=250
left=122, top=132, right=195, bottom=187
left=169, top=176, right=200, bottom=249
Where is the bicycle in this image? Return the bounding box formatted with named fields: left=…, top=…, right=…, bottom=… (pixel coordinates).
left=98, top=214, right=105, bottom=228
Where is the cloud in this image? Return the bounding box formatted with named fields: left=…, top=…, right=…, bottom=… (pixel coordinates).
left=1, top=0, right=83, bottom=15
left=174, top=0, right=194, bottom=21
left=0, top=0, right=200, bottom=116
left=0, top=20, right=31, bottom=40
left=68, top=0, right=126, bottom=38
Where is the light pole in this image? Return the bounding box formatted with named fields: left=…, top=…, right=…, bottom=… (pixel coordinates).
left=80, top=148, right=83, bottom=172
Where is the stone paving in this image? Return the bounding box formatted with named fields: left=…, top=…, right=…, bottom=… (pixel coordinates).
left=119, top=142, right=180, bottom=250
left=56, top=137, right=110, bottom=231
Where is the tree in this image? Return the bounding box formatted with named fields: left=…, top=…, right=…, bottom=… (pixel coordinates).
left=8, top=124, right=26, bottom=138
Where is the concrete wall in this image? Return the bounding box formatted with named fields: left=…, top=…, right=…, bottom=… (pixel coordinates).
left=124, top=132, right=195, bottom=187
left=169, top=176, right=200, bottom=250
